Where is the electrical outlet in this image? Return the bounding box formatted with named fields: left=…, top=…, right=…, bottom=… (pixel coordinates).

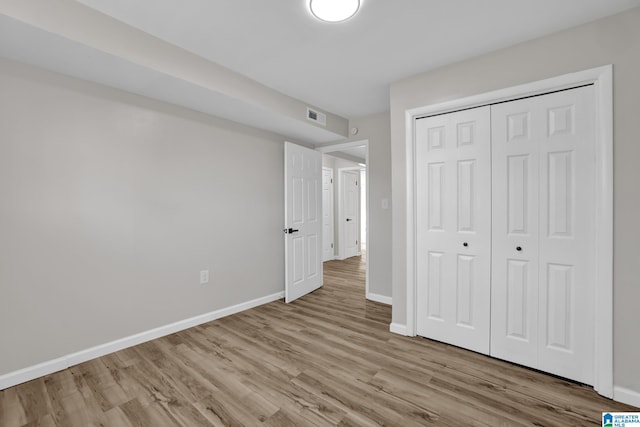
left=200, top=270, right=209, bottom=285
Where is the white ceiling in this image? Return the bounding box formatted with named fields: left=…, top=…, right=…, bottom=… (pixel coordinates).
left=77, top=0, right=640, bottom=118
left=3, top=1, right=639, bottom=145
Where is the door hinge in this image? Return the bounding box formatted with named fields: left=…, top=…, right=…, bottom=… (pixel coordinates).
left=331, top=243, right=334, bottom=248
left=356, top=240, right=358, bottom=245
left=331, top=178, right=333, bottom=184
left=356, top=180, right=358, bottom=186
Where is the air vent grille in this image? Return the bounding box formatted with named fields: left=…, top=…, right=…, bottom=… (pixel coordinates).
left=306, top=107, right=327, bottom=126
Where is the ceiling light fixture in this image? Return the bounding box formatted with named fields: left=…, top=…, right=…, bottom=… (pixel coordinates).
left=309, top=0, right=360, bottom=23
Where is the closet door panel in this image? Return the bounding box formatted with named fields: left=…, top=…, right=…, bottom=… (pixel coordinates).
left=491, top=98, right=541, bottom=368
left=491, top=86, right=596, bottom=385
left=538, top=87, right=595, bottom=385
left=416, top=106, right=491, bottom=355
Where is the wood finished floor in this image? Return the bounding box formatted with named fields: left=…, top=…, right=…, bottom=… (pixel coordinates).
left=1, top=254, right=636, bottom=426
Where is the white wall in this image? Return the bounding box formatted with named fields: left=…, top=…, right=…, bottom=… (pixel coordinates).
left=0, top=59, right=285, bottom=376
left=390, top=7, right=640, bottom=395
left=322, top=155, right=335, bottom=169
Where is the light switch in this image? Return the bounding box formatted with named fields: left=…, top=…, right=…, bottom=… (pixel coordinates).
left=200, top=270, right=209, bottom=285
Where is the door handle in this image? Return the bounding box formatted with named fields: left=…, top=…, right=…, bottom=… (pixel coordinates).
left=516, top=246, right=522, bottom=252
left=346, top=218, right=353, bottom=222
left=284, top=228, right=299, bottom=234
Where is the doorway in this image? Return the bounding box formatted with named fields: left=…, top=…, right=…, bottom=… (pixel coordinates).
left=317, top=140, right=370, bottom=300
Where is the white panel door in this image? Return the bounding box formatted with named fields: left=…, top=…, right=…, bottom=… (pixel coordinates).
left=284, top=142, right=323, bottom=303
left=491, top=86, right=595, bottom=384
left=322, top=167, right=334, bottom=262
left=538, top=86, right=595, bottom=384
left=490, top=98, right=540, bottom=368
left=342, top=171, right=360, bottom=259
left=416, top=106, right=491, bottom=355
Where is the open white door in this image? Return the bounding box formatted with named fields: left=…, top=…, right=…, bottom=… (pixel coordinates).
left=284, top=142, right=323, bottom=303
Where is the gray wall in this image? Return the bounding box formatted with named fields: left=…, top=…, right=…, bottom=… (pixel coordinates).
left=390, top=7, right=640, bottom=392
left=0, top=59, right=285, bottom=375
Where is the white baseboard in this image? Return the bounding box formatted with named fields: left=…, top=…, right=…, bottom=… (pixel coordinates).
left=366, top=292, right=392, bottom=305
left=389, top=322, right=409, bottom=336
left=0, top=291, right=284, bottom=391
left=614, top=386, right=640, bottom=407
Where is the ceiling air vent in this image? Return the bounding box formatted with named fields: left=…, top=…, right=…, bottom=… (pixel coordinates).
left=306, top=107, right=327, bottom=126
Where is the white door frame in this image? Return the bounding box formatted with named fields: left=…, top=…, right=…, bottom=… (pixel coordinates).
left=403, top=65, right=613, bottom=398
left=317, top=140, right=370, bottom=300
left=338, top=167, right=362, bottom=260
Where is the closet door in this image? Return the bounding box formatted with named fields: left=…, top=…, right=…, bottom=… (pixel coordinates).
left=490, top=96, right=541, bottom=368
left=537, top=87, right=595, bottom=385
left=416, top=106, right=491, bottom=354
left=491, top=86, right=596, bottom=384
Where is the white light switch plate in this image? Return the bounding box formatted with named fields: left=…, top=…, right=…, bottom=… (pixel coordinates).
left=200, top=270, right=209, bottom=285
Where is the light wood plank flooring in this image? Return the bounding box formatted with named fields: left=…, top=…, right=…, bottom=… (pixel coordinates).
left=0, top=254, right=636, bottom=426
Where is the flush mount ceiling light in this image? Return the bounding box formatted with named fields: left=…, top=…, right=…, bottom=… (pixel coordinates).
left=309, top=0, right=360, bottom=23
